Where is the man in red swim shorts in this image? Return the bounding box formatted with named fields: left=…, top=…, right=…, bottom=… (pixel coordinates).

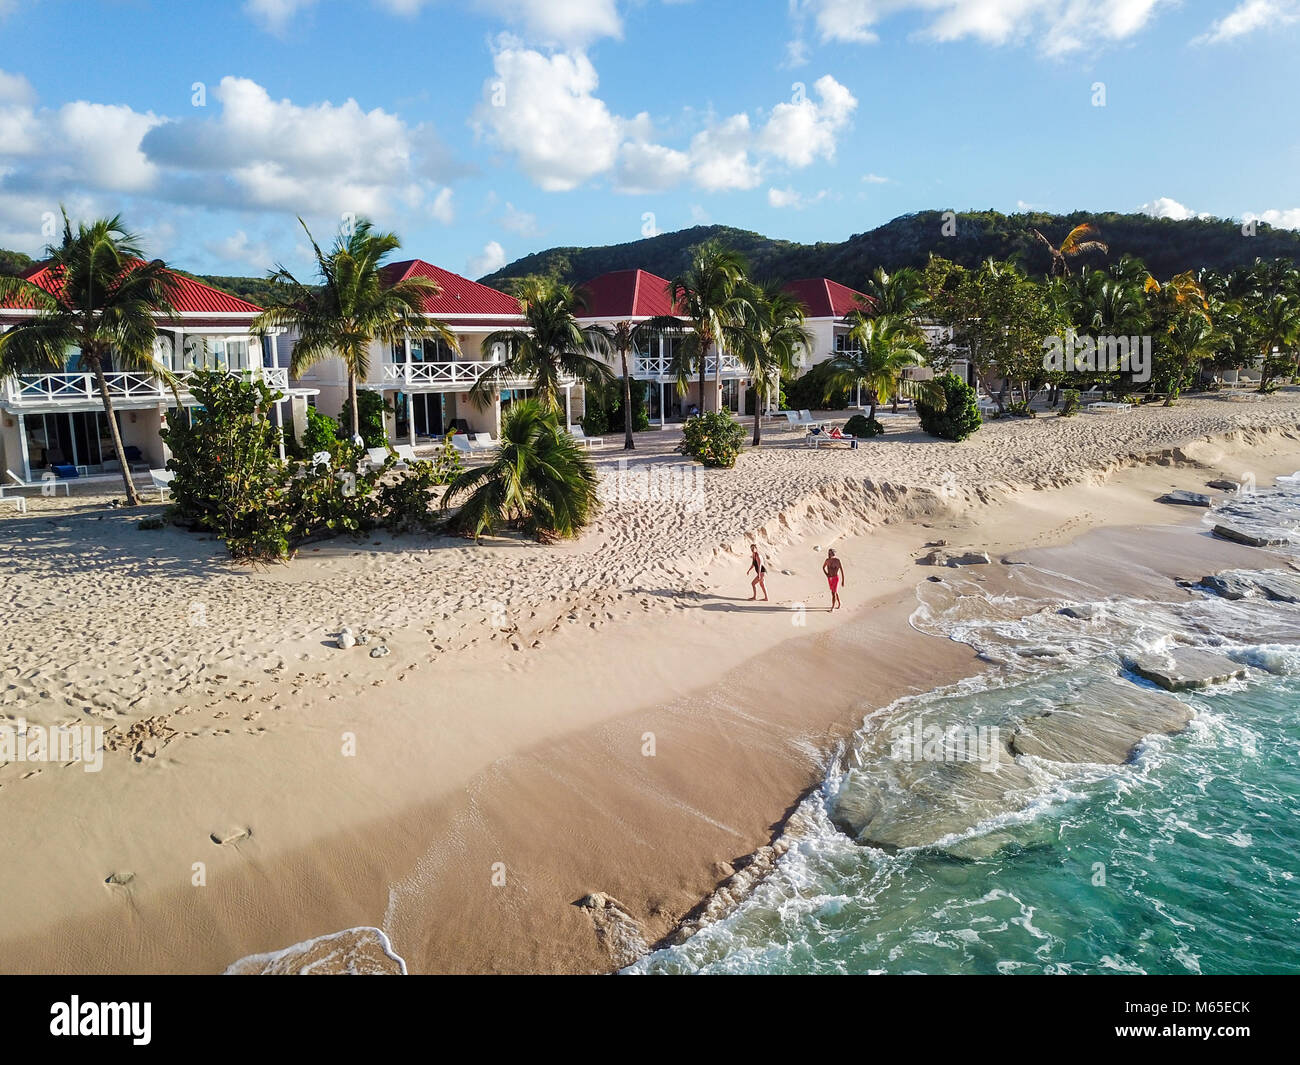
left=822, top=548, right=844, bottom=611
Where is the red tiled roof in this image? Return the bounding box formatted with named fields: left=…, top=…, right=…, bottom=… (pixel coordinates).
left=380, top=259, right=522, bottom=317
left=577, top=269, right=682, bottom=319
left=783, top=277, right=872, bottom=319
left=3, top=262, right=262, bottom=315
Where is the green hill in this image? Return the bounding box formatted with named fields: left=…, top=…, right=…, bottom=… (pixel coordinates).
left=479, top=210, right=1300, bottom=291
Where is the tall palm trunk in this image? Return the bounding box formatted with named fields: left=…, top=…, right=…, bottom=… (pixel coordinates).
left=621, top=347, right=635, bottom=450
left=868, top=390, right=878, bottom=424
left=752, top=394, right=763, bottom=447
left=697, top=338, right=708, bottom=416
left=347, top=370, right=360, bottom=442
left=90, top=355, right=140, bottom=505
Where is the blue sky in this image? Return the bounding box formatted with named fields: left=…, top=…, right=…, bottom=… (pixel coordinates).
left=0, top=0, right=1297, bottom=282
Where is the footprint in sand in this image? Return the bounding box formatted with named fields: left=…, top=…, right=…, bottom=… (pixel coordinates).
left=104, top=871, right=135, bottom=888
left=20, top=769, right=40, bottom=780
left=210, top=826, right=252, bottom=846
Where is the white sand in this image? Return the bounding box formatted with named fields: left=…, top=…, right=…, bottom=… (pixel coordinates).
left=0, top=390, right=1297, bottom=973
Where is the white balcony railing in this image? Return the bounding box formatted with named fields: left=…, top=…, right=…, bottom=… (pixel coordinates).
left=631, top=352, right=745, bottom=380
left=381, top=361, right=572, bottom=391
left=1, top=366, right=293, bottom=409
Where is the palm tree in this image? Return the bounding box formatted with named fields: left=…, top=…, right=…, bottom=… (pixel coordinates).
left=821, top=314, right=945, bottom=423
left=663, top=241, right=750, bottom=414
left=1031, top=223, right=1109, bottom=278
left=1160, top=313, right=1217, bottom=405
left=584, top=318, right=663, bottom=451
left=732, top=282, right=811, bottom=446
left=861, top=265, right=927, bottom=318
left=474, top=276, right=612, bottom=417
left=254, top=217, right=452, bottom=441
left=0, top=210, right=180, bottom=505
left=441, top=398, right=599, bottom=542
left=1253, top=295, right=1300, bottom=392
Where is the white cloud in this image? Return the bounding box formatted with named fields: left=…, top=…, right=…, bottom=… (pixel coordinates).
left=472, top=0, right=622, bottom=46
left=794, top=0, right=1170, bottom=55
left=1243, top=207, right=1300, bottom=230
left=473, top=43, right=622, bottom=192
left=1138, top=196, right=1196, bottom=221
left=467, top=240, right=507, bottom=277
left=376, top=0, right=434, bottom=13
left=615, top=141, right=691, bottom=194
left=689, top=203, right=711, bottom=224
left=1194, top=0, right=1299, bottom=44
left=143, top=77, right=445, bottom=218
left=499, top=201, right=539, bottom=236
left=759, top=74, right=856, bottom=167
left=244, top=0, right=318, bottom=34
left=0, top=69, right=34, bottom=105
left=206, top=229, right=275, bottom=272
left=862, top=172, right=889, bottom=183
left=768, top=186, right=830, bottom=209
left=688, top=114, right=761, bottom=191
left=430, top=186, right=455, bottom=224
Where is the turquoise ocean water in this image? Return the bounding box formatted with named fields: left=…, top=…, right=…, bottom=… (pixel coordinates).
left=631, top=482, right=1300, bottom=975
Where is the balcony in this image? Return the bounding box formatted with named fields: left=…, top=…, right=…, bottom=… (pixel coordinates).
left=1, top=366, right=294, bottom=412
left=380, top=361, right=573, bottom=392
left=632, top=352, right=745, bottom=380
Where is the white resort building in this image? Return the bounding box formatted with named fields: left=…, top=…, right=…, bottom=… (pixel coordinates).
left=0, top=265, right=303, bottom=483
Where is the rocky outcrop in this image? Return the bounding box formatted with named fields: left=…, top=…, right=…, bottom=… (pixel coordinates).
left=827, top=675, right=1191, bottom=852
left=1196, top=570, right=1300, bottom=603
left=1158, top=490, right=1211, bottom=507
left=1128, top=647, right=1249, bottom=691
left=919, top=548, right=992, bottom=567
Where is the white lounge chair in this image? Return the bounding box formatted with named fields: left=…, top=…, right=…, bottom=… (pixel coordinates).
left=1086, top=401, right=1132, bottom=413
left=150, top=469, right=175, bottom=501
left=471, top=433, right=497, bottom=451
left=1, top=469, right=71, bottom=497
left=365, top=446, right=391, bottom=470
left=450, top=435, right=475, bottom=455
left=568, top=425, right=604, bottom=448
left=392, top=444, right=419, bottom=467
left=2, top=495, right=26, bottom=513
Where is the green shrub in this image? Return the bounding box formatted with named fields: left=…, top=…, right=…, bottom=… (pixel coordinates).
left=1059, top=388, right=1081, bottom=417
left=137, top=516, right=165, bottom=531
left=844, top=413, right=885, bottom=438
left=428, top=432, right=465, bottom=485
left=917, top=373, right=982, bottom=442
left=301, top=404, right=341, bottom=454
left=338, top=390, right=392, bottom=448
left=681, top=410, right=746, bottom=468
left=784, top=362, right=850, bottom=411
left=284, top=437, right=380, bottom=544
left=1005, top=401, right=1036, bottom=418
left=161, top=371, right=295, bottom=559
left=377, top=460, right=442, bottom=534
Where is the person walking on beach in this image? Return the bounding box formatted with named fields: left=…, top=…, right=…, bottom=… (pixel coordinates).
left=823, top=548, right=844, bottom=611
left=748, top=544, right=768, bottom=602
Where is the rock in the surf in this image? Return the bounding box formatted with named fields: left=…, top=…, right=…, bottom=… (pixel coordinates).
left=1128, top=647, right=1248, bottom=691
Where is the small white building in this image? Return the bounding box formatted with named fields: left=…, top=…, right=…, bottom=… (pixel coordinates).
left=0, top=265, right=299, bottom=481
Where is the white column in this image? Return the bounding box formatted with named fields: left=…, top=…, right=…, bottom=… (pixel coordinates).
left=17, top=412, right=31, bottom=482
left=658, top=382, right=665, bottom=426
left=403, top=335, right=412, bottom=383
left=564, top=385, right=572, bottom=429
left=409, top=393, right=416, bottom=447
left=270, top=331, right=280, bottom=370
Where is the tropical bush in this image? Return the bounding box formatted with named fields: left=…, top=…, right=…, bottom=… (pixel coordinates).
left=165, top=370, right=444, bottom=559
left=844, top=413, right=885, bottom=438
left=784, top=363, right=850, bottom=411
left=338, top=389, right=392, bottom=447
left=681, top=410, right=746, bottom=468
left=1059, top=389, right=1081, bottom=416
left=162, top=371, right=296, bottom=559
left=301, top=404, right=341, bottom=454
left=442, top=399, right=599, bottom=542
left=917, top=373, right=982, bottom=442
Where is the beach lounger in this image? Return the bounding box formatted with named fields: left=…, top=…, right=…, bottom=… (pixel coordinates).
left=2, top=495, right=26, bottom=513
left=392, top=444, right=419, bottom=468
left=451, top=435, right=475, bottom=455
left=568, top=425, right=603, bottom=448
left=471, top=433, right=497, bottom=451
left=1086, top=401, right=1132, bottom=413
left=150, top=468, right=175, bottom=501
left=2, top=468, right=71, bottom=497
left=365, top=446, right=391, bottom=470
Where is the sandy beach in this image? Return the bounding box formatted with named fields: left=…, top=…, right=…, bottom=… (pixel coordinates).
left=1, top=392, right=1299, bottom=974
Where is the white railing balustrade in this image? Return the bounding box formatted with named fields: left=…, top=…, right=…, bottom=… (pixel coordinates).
left=2, top=366, right=292, bottom=408
left=631, top=352, right=745, bottom=379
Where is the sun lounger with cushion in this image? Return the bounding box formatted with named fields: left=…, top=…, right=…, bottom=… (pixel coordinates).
left=2, top=469, right=71, bottom=497
left=150, top=469, right=175, bottom=501
left=568, top=425, right=603, bottom=448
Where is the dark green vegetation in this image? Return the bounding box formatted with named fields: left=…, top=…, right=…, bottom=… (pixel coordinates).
left=479, top=211, right=1300, bottom=290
